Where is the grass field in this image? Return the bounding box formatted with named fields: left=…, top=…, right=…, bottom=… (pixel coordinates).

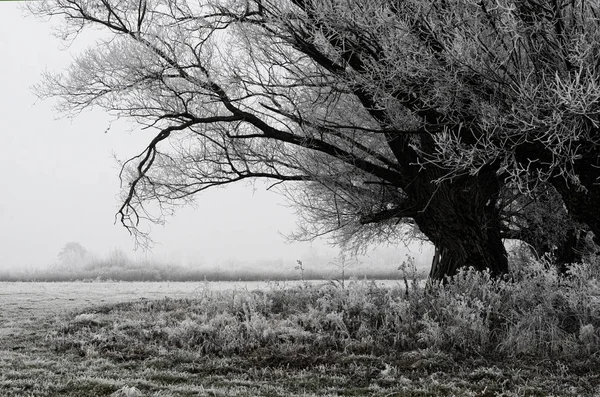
left=1, top=266, right=600, bottom=396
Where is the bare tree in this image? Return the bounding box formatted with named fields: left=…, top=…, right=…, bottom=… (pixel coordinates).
left=30, top=0, right=600, bottom=280
left=27, top=0, right=508, bottom=279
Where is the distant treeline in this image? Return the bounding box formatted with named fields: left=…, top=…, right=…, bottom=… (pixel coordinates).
left=0, top=258, right=427, bottom=282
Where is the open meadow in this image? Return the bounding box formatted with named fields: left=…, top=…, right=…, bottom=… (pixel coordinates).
left=1, top=267, right=600, bottom=397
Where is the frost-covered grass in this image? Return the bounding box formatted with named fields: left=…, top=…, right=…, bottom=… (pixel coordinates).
left=1, top=260, right=600, bottom=396
left=51, top=260, right=600, bottom=361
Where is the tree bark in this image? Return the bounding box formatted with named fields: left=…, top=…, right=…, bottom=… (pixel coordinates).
left=420, top=200, right=508, bottom=280
left=411, top=168, right=509, bottom=281
left=514, top=143, right=600, bottom=247
left=553, top=180, right=600, bottom=248
left=382, top=133, right=509, bottom=281
left=550, top=152, right=600, bottom=272
left=552, top=228, right=583, bottom=274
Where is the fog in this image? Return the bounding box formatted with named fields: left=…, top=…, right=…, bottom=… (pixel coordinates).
left=0, top=4, right=433, bottom=273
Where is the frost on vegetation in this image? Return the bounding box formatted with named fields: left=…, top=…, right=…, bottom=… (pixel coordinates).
left=111, top=386, right=143, bottom=397
left=50, top=258, right=600, bottom=363
left=73, top=313, right=97, bottom=324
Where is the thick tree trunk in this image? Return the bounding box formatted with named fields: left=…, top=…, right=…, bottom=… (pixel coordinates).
left=516, top=144, right=600, bottom=246
left=427, top=228, right=507, bottom=280
left=385, top=133, right=508, bottom=281
left=412, top=168, right=509, bottom=281
left=553, top=179, right=600, bottom=247
left=550, top=153, right=600, bottom=272
left=420, top=200, right=508, bottom=280
left=552, top=228, right=583, bottom=274
left=517, top=226, right=587, bottom=273
left=510, top=144, right=600, bottom=271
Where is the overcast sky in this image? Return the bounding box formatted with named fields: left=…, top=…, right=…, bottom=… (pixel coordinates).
left=0, top=3, right=432, bottom=272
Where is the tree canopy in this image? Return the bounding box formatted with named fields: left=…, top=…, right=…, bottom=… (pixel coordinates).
left=31, top=0, right=600, bottom=279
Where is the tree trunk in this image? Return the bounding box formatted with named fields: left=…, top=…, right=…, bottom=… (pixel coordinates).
left=516, top=143, right=600, bottom=246
left=516, top=226, right=587, bottom=273
left=553, top=178, right=600, bottom=247
left=430, top=247, right=442, bottom=273
left=385, top=134, right=508, bottom=281
left=412, top=168, right=509, bottom=281
left=422, top=205, right=508, bottom=281
left=550, top=154, right=600, bottom=272
left=552, top=228, right=583, bottom=274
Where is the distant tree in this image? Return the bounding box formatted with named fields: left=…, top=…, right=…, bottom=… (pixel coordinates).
left=30, top=0, right=600, bottom=280
left=57, top=241, right=88, bottom=268
left=107, top=248, right=130, bottom=268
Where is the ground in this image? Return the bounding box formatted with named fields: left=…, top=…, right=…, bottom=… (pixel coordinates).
left=0, top=281, right=598, bottom=396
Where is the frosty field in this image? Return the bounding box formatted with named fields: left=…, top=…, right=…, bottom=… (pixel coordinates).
left=0, top=282, right=271, bottom=339
left=0, top=277, right=599, bottom=396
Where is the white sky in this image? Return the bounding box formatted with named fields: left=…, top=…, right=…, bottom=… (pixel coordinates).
left=0, top=4, right=432, bottom=271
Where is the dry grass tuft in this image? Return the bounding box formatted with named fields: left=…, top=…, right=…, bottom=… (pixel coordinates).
left=111, top=386, right=144, bottom=397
